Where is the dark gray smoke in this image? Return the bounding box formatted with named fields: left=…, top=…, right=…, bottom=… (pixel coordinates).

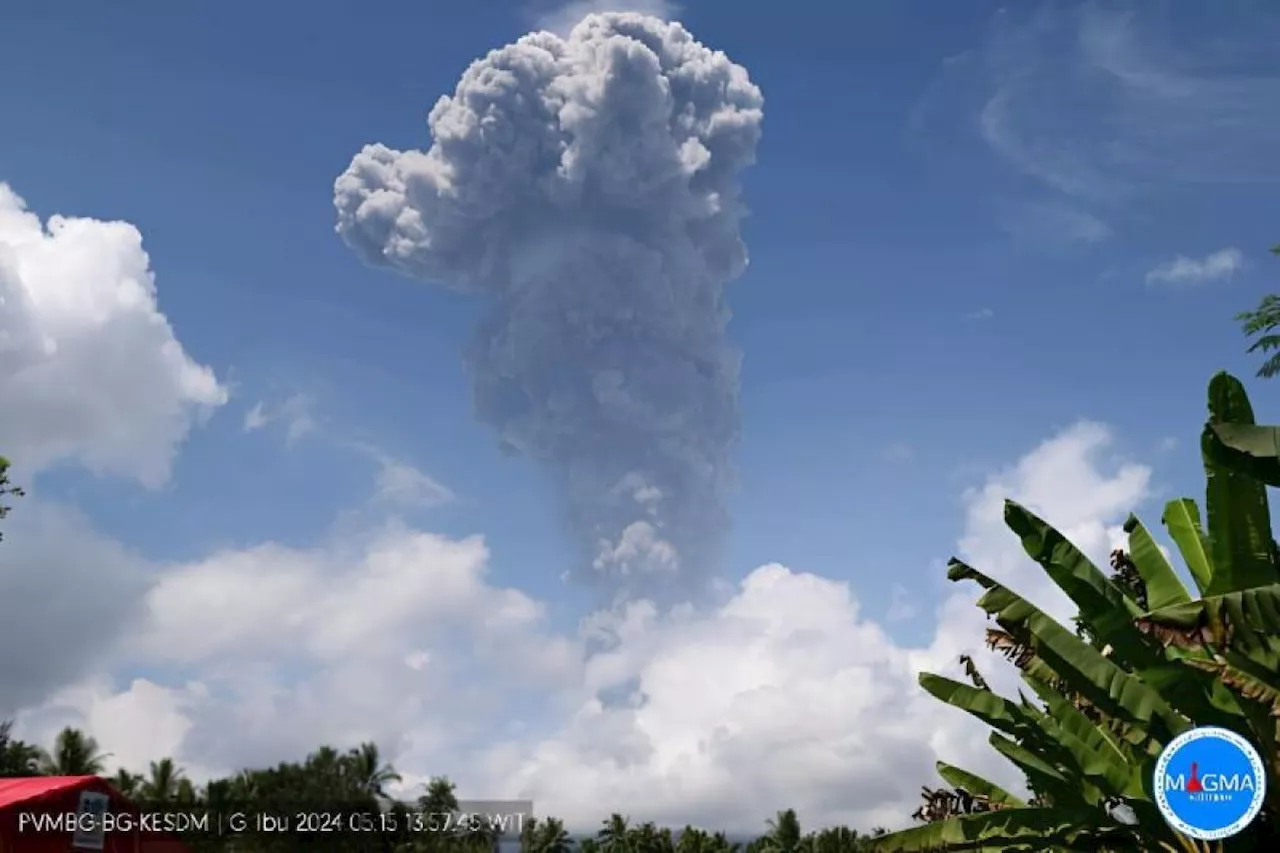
left=334, top=13, right=762, bottom=600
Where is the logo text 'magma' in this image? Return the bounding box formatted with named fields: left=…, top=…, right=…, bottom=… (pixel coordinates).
left=1164, top=774, right=1256, bottom=793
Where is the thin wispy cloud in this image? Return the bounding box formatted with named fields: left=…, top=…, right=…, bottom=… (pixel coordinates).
left=242, top=403, right=269, bottom=432
left=1146, top=247, right=1243, bottom=287
left=351, top=443, right=456, bottom=510
left=531, top=0, right=680, bottom=35
left=371, top=457, right=456, bottom=510
left=962, top=308, right=994, bottom=322
left=984, top=6, right=1280, bottom=197
left=911, top=3, right=1280, bottom=234
left=242, top=394, right=316, bottom=447
left=882, top=442, right=915, bottom=463
left=995, top=199, right=1112, bottom=246
left=244, top=395, right=451, bottom=508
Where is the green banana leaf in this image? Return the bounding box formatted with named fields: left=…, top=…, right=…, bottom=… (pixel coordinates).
left=999, top=501, right=1221, bottom=729
left=1122, top=514, right=1190, bottom=611
left=891, top=373, right=1280, bottom=852
left=946, top=565, right=1190, bottom=743
left=1201, top=372, right=1279, bottom=593
left=946, top=558, right=999, bottom=591
left=1138, top=584, right=1280, bottom=670
left=1205, top=422, right=1280, bottom=486
left=986, top=732, right=1088, bottom=809
left=1021, top=677, right=1136, bottom=797
left=1004, top=501, right=1145, bottom=646
left=918, top=675, right=1034, bottom=740
left=866, top=806, right=1132, bottom=852
left=933, top=762, right=1025, bottom=808
left=1017, top=609, right=1189, bottom=743
left=1161, top=498, right=1215, bottom=595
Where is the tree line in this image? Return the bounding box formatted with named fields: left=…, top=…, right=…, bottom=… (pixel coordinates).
left=0, top=720, right=887, bottom=852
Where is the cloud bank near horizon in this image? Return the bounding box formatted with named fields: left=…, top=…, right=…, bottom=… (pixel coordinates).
left=8, top=418, right=1155, bottom=833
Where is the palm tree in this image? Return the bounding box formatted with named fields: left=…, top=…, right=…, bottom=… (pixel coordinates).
left=309, top=744, right=342, bottom=777
left=760, top=810, right=803, bottom=853
left=709, top=831, right=739, bottom=853
left=141, top=757, right=185, bottom=803
left=38, top=727, right=108, bottom=776
left=0, top=721, right=40, bottom=777
left=111, top=768, right=143, bottom=797
left=521, top=816, right=541, bottom=853
left=227, top=768, right=260, bottom=802
left=676, top=827, right=709, bottom=853
left=419, top=775, right=460, bottom=815
left=348, top=741, right=401, bottom=798
left=526, top=816, right=574, bottom=853
left=201, top=777, right=233, bottom=813
left=461, top=817, right=504, bottom=853
left=630, top=822, right=672, bottom=853
left=804, top=827, right=866, bottom=853
left=597, top=814, right=631, bottom=853
left=546, top=817, right=576, bottom=853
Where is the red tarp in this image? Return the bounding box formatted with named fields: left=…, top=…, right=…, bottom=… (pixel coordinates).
left=0, top=777, right=112, bottom=810
left=0, top=775, right=190, bottom=853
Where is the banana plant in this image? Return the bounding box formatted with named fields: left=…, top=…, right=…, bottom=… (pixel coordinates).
left=870, top=373, right=1280, bottom=852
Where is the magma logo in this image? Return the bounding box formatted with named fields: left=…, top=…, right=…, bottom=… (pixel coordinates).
left=1154, top=727, right=1266, bottom=840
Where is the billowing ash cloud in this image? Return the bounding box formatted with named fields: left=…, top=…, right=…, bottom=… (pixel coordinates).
left=334, top=13, right=762, bottom=600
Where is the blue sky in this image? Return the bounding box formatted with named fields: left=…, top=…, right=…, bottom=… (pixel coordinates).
left=2, top=0, right=1279, bottom=834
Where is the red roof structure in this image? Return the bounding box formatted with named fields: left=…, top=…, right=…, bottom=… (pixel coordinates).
left=0, top=775, right=191, bottom=852
left=0, top=777, right=120, bottom=809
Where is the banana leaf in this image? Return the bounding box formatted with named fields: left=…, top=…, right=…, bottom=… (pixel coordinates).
left=1206, top=422, right=1280, bottom=486
left=946, top=565, right=1189, bottom=743
left=1123, top=514, right=1190, bottom=611
left=866, top=806, right=1135, bottom=852
left=1161, top=499, right=1214, bottom=596
left=1137, top=584, right=1280, bottom=670
left=1021, top=677, right=1136, bottom=797
left=1201, top=372, right=1280, bottom=592
left=1004, top=501, right=1147, bottom=657
left=933, top=762, right=1025, bottom=808
left=918, top=675, right=1035, bottom=740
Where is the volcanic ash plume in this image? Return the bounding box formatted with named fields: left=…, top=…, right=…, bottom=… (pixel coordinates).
left=334, top=13, right=763, bottom=599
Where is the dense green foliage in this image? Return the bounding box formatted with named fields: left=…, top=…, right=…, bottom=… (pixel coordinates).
left=869, top=373, right=1280, bottom=853
left=1236, top=245, right=1280, bottom=379
left=0, top=727, right=888, bottom=852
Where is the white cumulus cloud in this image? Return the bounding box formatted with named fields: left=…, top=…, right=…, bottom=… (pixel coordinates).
left=8, top=419, right=1155, bottom=834
left=0, top=184, right=226, bottom=486
left=1145, top=247, right=1244, bottom=287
